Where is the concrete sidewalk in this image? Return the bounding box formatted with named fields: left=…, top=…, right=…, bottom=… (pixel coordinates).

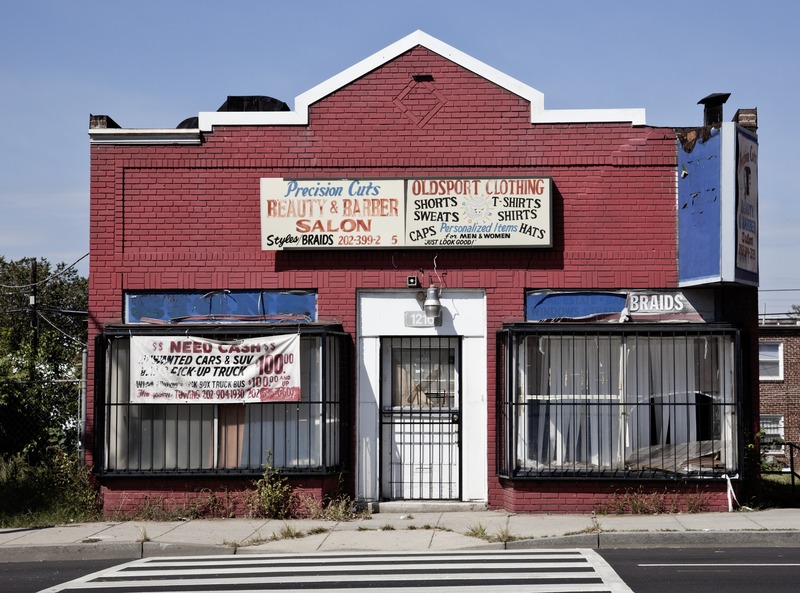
left=2, top=508, right=800, bottom=562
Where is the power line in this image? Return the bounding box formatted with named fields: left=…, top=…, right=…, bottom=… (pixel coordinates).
left=36, top=311, right=86, bottom=348
left=0, top=253, right=88, bottom=290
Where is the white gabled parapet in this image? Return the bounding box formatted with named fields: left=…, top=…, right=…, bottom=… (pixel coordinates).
left=95, top=30, right=647, bottom=142
left=198, top=30, right=645, bottom=132
left=531, top=108, right=647, bottom=126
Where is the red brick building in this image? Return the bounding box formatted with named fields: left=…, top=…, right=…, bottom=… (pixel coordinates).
left=87, top=32, right=760, bottom=515
left=759, top=321, right=800, bottom=467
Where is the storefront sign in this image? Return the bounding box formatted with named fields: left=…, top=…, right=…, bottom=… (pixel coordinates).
left=526, top=290, right=711, bottom=323
left=261, top=177, right=551, bottom=250
left=130, top=335, right=301, bottom=403
left=626, top=291, right=704, bottom=321
left=736, top=130, right=758, bottom=274
left=406, top=178, right=551, bottom=247
left=261, top=179, right=405, bottom=249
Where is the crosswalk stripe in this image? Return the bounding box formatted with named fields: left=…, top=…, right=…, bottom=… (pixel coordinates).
left=40, top=549, right=633, bottom=593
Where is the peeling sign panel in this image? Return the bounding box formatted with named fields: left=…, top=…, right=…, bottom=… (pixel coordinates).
left=678, top=129, right=722, bottom=284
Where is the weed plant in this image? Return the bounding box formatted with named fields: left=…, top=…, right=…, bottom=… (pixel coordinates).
left=597, top=485, right=709, bottom=515
left=0, top=448, right=100, bottom=528
left=246, top=458, right=295, bottom=519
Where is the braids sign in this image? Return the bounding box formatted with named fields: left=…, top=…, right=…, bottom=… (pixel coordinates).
left=130, top=334, right=301, bottom=403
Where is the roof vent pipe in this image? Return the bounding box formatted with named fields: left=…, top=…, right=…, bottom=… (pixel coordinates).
left=698, top=93, right=731, bottom=127
left=217, top=96, right=289, bottom=112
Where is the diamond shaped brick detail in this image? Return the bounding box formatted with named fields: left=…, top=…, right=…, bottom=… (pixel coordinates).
left=393, top=80, right=448, bottom=128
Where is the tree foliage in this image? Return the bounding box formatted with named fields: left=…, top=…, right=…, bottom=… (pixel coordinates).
left=0, top=256, right=88, bottom=460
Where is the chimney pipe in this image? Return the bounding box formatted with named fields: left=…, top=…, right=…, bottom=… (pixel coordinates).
left=698, top=93, right=731, bottom=127
left=734, top=108, right=758, bottom=133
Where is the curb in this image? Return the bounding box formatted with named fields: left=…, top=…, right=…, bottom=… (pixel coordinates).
left=598, top=530, right=800, bottom=548
left=0, top=542, right=141, bottom=563
left=508, top=530, right=800, bottom=550
left=507, top=533, right=598, bottom=549
left=142, top=542, right=235, bottom=557
left=4, top=530, right=800, bottom=563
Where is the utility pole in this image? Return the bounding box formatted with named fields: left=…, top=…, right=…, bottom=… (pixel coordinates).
left=29, top=258, right=38, bottom=379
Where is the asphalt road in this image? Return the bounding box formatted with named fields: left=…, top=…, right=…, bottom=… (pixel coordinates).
left=598, top=547, right=800, bottom=593
left=3, top=547, right=800, bottom=593
left=0, top=558, right=134, bottom=593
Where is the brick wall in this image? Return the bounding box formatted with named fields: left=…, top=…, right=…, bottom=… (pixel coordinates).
left=495, top=481, right=730, bottom=513
left=99, top=476, right=340, bottom=519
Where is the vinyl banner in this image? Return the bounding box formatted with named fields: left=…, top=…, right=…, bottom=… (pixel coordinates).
left=130, top=335, right=301, bottom=403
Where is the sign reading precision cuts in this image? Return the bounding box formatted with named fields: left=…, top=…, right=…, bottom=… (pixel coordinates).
left=130, top=335, right=301, bottom=404
left=261, top=177, right=551, bottom=250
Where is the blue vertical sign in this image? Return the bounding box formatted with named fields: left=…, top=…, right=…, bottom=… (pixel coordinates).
left=678, top=128, right=722, bottom=284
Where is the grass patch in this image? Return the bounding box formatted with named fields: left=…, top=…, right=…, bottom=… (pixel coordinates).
left=596, top=486, right=710, bottom=515
left=277, top=524, right=305, bottom=539
left=465, top=524, right=489, bottom=539
left=307, top=526, right=331, bottom=535
left=228, top=524, right=334, bottom=549
left=759, top=473, right=800, bottom=508
left=407, top=523, right=449, bottom=532
left=0, top=450, right=100, bottom=528
left=491, top=527, right=518, bottom=543
left=464, top=523, right=518, bottom=543
left=294, top=491, right=371, bottom=522
left=564, top=526, right=601, bottom=536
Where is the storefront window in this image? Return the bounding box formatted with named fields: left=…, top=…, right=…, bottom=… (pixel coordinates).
left=100, top=328, right=347, bottom=475
left=124, top=290, right=316, bottom=324
left=500, top=326, right=739, bottom=478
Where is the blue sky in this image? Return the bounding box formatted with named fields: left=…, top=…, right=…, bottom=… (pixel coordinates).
left=1, top=1, right=797, bottom=316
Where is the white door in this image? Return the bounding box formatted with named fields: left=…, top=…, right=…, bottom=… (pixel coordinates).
left=380, top=337, right=461, bottom=500
left=356, top=290, right=487, bottom=504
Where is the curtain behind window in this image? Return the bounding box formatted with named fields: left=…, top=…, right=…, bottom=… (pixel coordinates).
left=512, top=331, right=736, bottom=476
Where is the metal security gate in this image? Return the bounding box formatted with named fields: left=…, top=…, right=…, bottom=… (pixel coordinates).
left=380, top=336, right=461, bottom=500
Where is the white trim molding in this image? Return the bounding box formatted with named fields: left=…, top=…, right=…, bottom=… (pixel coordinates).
left=89, top=128, right=201, bottom=145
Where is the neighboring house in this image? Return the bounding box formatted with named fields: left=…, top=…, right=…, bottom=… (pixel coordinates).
left=86, top=31, right=761, bottom=515
left=759, top=320, right=800, bottom=467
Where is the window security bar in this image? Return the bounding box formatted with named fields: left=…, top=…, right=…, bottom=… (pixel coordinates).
left=97, top=327, right=348, bottom=476
left=500, top=325, right=740, bottom=480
